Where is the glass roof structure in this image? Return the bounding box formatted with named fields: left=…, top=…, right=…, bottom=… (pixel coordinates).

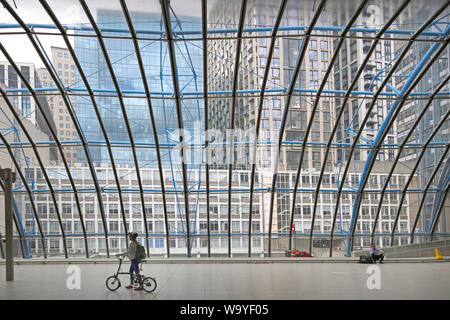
left=0, top=0, right=449, bottom=259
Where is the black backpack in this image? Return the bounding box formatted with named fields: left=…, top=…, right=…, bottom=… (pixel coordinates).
left=359, top=255, right=373, bottom=264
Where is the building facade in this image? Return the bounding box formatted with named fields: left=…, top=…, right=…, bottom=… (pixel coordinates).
left=36, top=46, right=78, bottom=163
left=0, top=61, right=37, bottom=125
left=74, top=9, right=203, bottom=167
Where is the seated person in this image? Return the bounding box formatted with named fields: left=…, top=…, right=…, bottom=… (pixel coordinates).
left=369, top=244, right=385, bottom=263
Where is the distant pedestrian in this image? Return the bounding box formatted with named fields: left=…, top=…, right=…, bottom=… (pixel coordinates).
left=369, top=243, right=385, bottom=264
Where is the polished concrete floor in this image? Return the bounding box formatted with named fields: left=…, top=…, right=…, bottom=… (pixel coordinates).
left=1, top=261, right=449, bottom=300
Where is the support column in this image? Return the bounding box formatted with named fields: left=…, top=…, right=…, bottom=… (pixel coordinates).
left=1, top=168, right=16, bottom=281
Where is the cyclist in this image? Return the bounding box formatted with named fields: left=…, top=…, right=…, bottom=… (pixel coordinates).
left=116, top=232, right=143, bottom=291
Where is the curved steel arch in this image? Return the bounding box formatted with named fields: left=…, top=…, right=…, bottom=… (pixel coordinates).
left=79, top=0, right=154, bottom=253
left=201, top=0, right=212, bottom=257
left=267, top=0, right=328, bottom=257
left=226, top=0, right=247, bottom=258
left=0, top=42, right=101, bottom=258
left=0, top=0, right=448, bottom=259
left=1, top=0, right=112, bottom=257
left=430, top=176, right=450, bottom=239
left=369, top=72, right=450, bottom=245
left=120, top=0, right=171, bottom=257
left=0, top=81, right=69, bottom=258
left=0, top=89, right=47, bottom=257
left=39, top=0, right=142, bottom=257
left=160, top=0, right=193, bottom=257
left=411, top=144, right=450, bottom=242
left=306, top=0, right=411, bottom=254
left=388, top=76, right=450, bottom=245
left=347, top=26, right=450, bottom=255
left=0, top=146, right=32, bottom=258
left=0, top=185, right=27, bottom=258
left=286, top=0, right=371, bottom=254
left=328, top=2, right=450, bottom=257
left=429, top=149, right=450, bottom=239
left=247, top=0, right=288, bottom=257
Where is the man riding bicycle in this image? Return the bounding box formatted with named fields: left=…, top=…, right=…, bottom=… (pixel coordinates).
left=116, top=232, right=143, bottom=291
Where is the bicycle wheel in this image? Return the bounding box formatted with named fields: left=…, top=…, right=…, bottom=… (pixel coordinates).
left=106, top=275, right=121, bottom=291
left=141, top=277, right=157, bottom=293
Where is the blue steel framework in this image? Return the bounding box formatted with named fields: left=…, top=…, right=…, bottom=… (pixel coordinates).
left=0, top=0, right=448, bottom=258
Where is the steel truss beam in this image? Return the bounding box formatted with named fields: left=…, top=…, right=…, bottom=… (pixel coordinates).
left=1, top=140, right=447, bottom=150
left=3, top=186, right=442, bottom=195
left=9, top=86, right=450, bottom=99
left=0, top=22, right=446, bottom=38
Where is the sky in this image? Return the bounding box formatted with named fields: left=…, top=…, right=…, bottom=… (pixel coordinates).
left=0, top=0, right=210, bottom=68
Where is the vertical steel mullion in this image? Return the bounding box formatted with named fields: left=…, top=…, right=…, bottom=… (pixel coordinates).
left=387, top=78, right=450, bottom=245
left=348, top=36, right=449, bottom=253
left=0, top=157, right=26, bottom=259
left=1, top=190, right=26, bottom=258
left=248, top=0, right=287, bottom=258
left=0, top=122, right=47, bottom=258
left=12, top=205, right=26, bottom=258
left=160, top=0, right=192, bottom=257
left=0, top=85, right=69, bottom=258
left=2, top=168, right=14, bottom=280
left=1, top=167, right=32, bottom=259
left=328, top=3, right=448, bottom=257
left=288, top=0, right=369, bottom=254
left=120, top=0, right=169, bottom=257
left=226, top=0, right=247, bottom=258
left=411, top=144, right=450, bottom=242
left=201, top=0, right=211, bottom=257
left=267, top=0, right=328, bottom=257
left=0, top=231, right=3, bottom=259
left=2, top=0, right=110, bottom=257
